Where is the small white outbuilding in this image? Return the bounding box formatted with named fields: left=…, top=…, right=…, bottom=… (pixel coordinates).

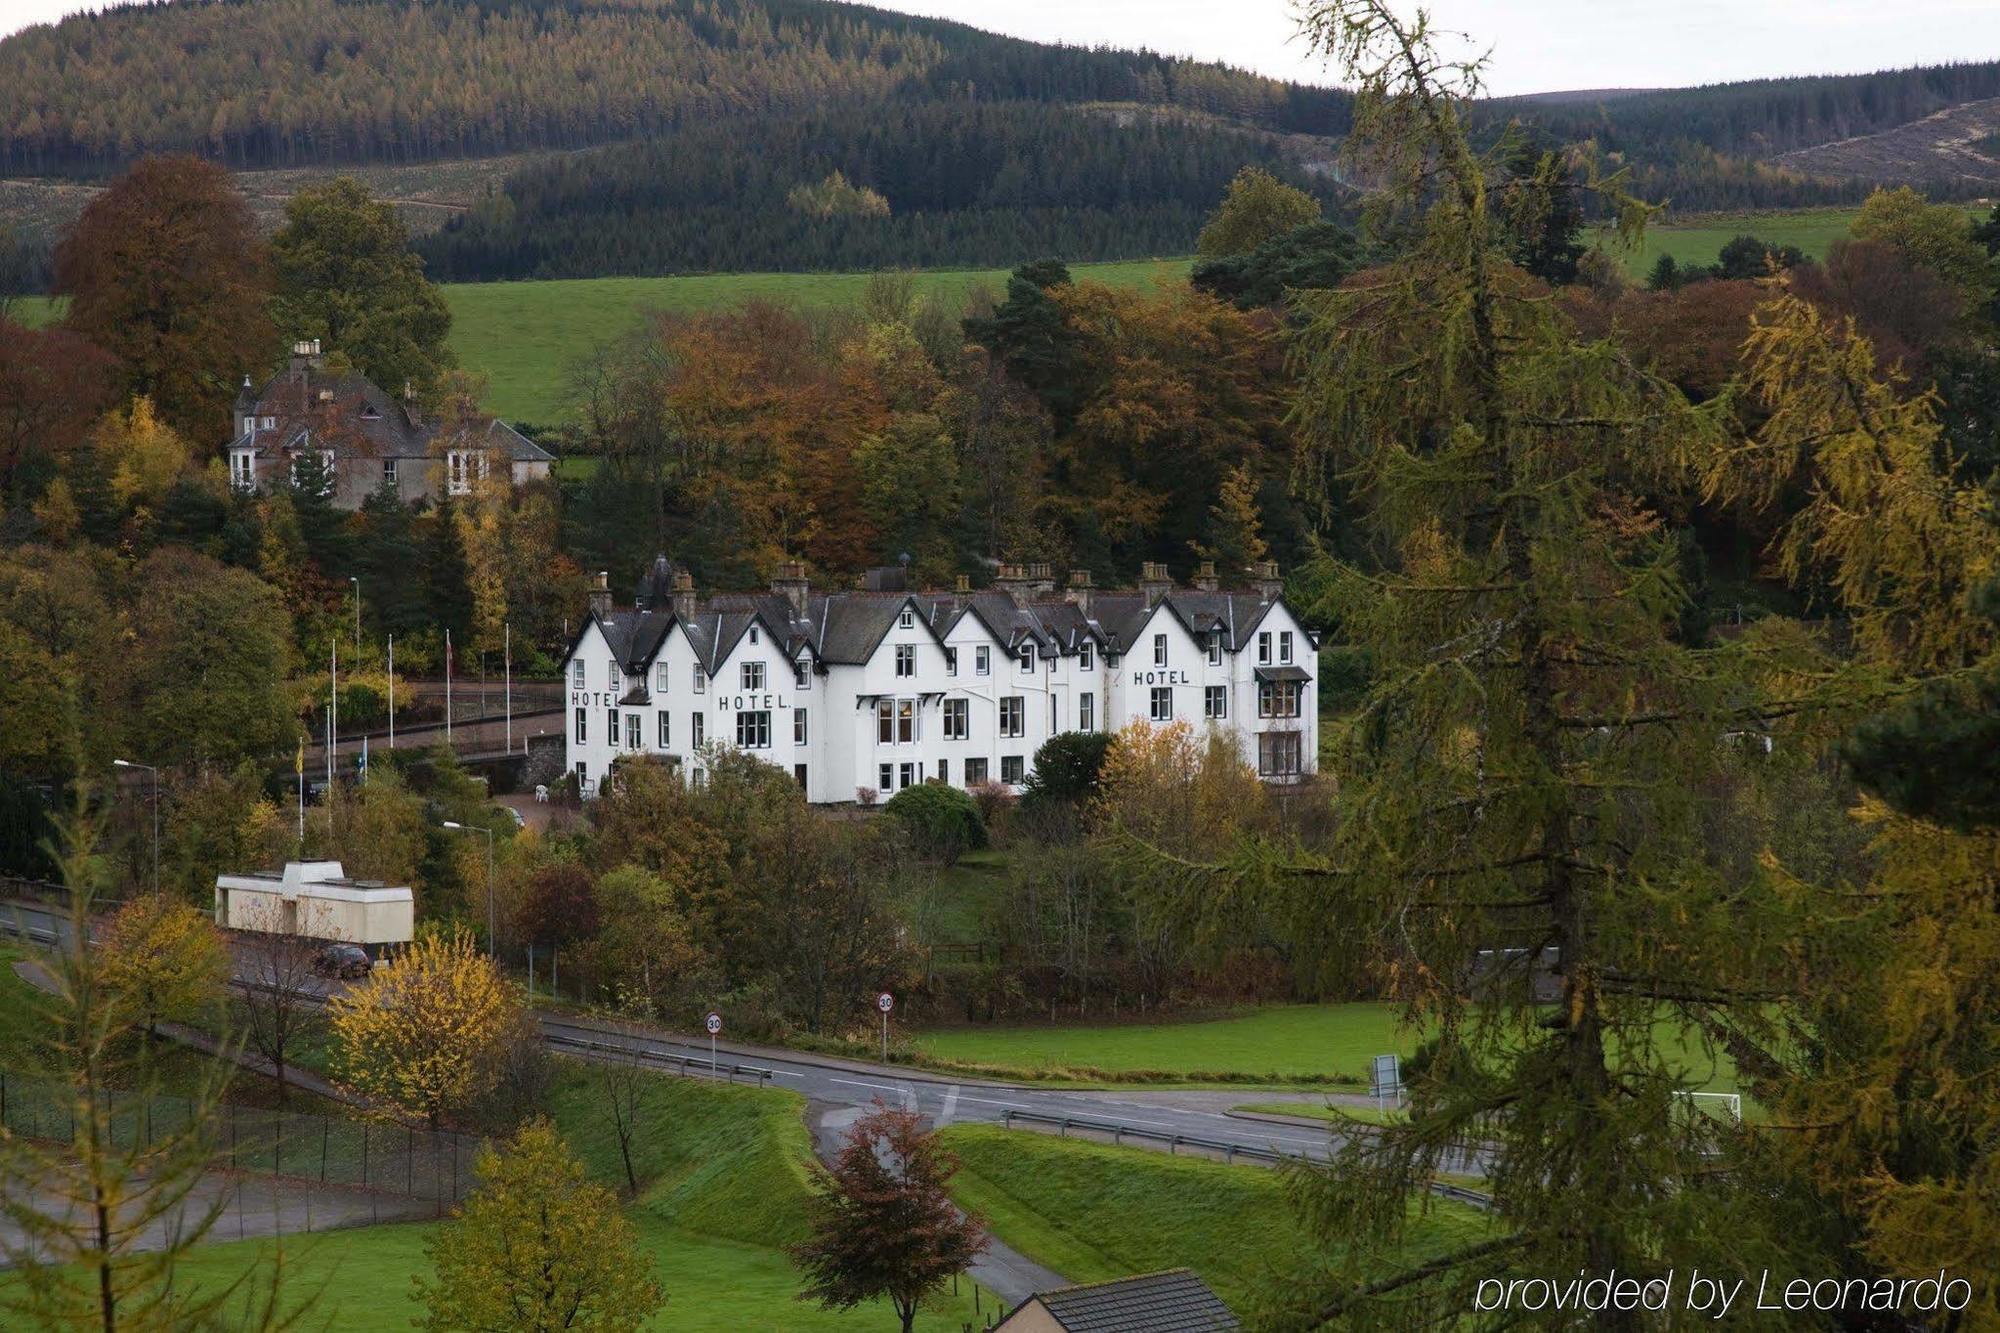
left=214, top=861, right=414, bottom=953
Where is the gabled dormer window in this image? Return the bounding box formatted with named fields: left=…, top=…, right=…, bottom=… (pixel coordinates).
left=1017, top=644, right=1034, bottom=673
left=795, top=659, right=810, bottom=689
left=1080, top=642, right=1093, bottom=671
left=899, top=609, right=915, bottom=629
left=749, top=626, right=760, bottom=645
left=1208, top=631, right=1222, bottom=666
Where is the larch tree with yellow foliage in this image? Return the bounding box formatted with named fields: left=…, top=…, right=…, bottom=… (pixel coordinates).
left=1186, top=4, right=1856, bottom=1325
left=416, top=1118, right=665, bottom=1333
left=98, top=396, right=192, bottom=513
left=328, top=926, right=520, bottom=1127
left=1716, top=286, right=2000, bottom=1323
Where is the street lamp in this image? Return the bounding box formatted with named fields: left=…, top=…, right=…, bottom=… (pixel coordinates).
left=113, top=759, right=159, bottom=894
left=349, top=577, right=361, bottom=655
left=441, top=821, right=495, bottom=958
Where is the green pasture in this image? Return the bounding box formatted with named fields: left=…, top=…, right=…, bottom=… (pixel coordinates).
left=1594, top=205, right=1862, bottom=278
left=443, top=258, right=1191, bottom=423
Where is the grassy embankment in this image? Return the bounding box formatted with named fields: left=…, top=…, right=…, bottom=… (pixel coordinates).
left=1595, top=204, right=1861, bottom=278
left=941, top=1123, right=1491, bottom=1318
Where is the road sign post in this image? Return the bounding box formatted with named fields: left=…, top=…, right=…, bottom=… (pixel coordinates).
left=876, top=991, right=894, bottom=1061
left=706, top=1010, right=722, bottom=1074
left=1371, top=1053, right=1402, bottom=1115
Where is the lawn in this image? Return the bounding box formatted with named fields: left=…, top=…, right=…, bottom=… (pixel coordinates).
left=65, top=1214, right=982, bottom=1331
left=914, top=1002, right=1745, bottom=1091
left=940, top=1123, right=1491, bottom=1318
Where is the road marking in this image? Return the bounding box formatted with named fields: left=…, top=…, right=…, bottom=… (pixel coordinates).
left=940, top=1086, right=959, bottom=1125
left=830, top=1077, right=907, bottom=1096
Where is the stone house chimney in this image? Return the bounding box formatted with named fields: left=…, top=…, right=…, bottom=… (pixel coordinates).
left=1139, top=561, right=1173, bottom=608
left=992, top=562, right=1030, bottom=602
left=1026, top=561, right=1056, bottom=597
left=771, top=560, right=810, bottom=616
left=1253, top=559, right=1283, bottom=601
left=588, top=570, right=612, bottom=619
left=1193, top=560, right=1220, bottom=593
left=953, top=574, right=972, bottom=612
left=671, top=570, right=698, bottom=621
left=1064, top=568, right=1094, bottom=616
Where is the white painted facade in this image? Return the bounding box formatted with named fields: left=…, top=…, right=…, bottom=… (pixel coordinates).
left=563, top=561, right=1318, bottom=804
left=214, top=861, right=415, bottom=950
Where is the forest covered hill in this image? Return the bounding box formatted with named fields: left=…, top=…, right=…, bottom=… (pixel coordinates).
left=3, top=0, right=1999, bottom=280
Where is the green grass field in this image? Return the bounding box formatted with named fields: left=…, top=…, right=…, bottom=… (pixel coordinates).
left=914, top=1002, right=1744, bottom=1091
left=940, top=1123, right=1490, bottom=1317
left=1595, top=205, right=1864, bottom=279
left=445, top=258, right=1191, bottom=423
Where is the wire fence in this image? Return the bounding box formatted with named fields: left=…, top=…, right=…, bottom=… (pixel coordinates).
left=0, top=1071, right=487, bottom=1227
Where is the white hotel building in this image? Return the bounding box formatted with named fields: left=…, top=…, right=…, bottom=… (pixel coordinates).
left=562, top=558, right=1317, bottom=803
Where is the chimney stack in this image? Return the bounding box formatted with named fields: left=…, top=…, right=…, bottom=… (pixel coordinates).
left=671, top=570, right=697, bottom=621
left=953, top=573, right=972, bottom=612
left=1140, top=561, right=1173, bottom=608
left=1027, top=561, right=1056, bottom=597
left=1253, top=559, right=1283, bottom=601
left=1193, top=560, right=1220, bottom=593
left=772, top=560, right=810, bottom=616
left=588, top=570, right=612, bottom=619
left=1064, top=568, right=1094, bottom=616
left=993, top=562, right=1029, bottom=602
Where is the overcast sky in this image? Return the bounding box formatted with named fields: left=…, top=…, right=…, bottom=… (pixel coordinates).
left=6, top=0, right=2000, bottom=97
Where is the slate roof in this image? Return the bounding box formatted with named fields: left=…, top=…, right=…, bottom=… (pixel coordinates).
left=228, top=365, right=552, bottom=464
left=584, top=560, right=1299, bottom=676
left=1006, top=1269, right=1239, bottom=1332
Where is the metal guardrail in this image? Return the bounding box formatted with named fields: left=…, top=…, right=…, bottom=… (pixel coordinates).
left=1002, top=1107, right=1286, bottom=1164
left=997, top=1108, right=1494, bottom=1211
left=541, top=1028, right=776, bottom=1087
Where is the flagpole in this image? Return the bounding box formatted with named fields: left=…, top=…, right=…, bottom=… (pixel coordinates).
left=330, top=638, right=338, bottom=784
left=388, top=635, right=396, bottom=749
left=445, top=628, right=453, bottom=743
left=296, top=738, right=305, bottom=843
left=505, top=621, right=512, bottom=755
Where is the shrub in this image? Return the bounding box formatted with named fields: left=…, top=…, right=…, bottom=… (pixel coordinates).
left=1019, top=731, right=1113, bottom=815
left=882, top=782, right=985, bottom=865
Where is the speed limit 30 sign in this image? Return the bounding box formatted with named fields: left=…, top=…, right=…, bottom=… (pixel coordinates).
left=876, top=991, right=894, bottom=1013
left=705, top=1011, right=722, bottom=1035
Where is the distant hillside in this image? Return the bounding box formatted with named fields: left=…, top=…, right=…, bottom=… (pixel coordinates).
left=5, top=2, right=2000, bottom=284
left=0, top=0, right=1347, bottom=174
left=1774, top=95, right=2000, bottom=186
left=412, top=101, right=1343, bottom=280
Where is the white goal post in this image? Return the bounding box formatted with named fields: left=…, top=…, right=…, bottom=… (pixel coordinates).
left=1675, top=1091, right=1743, bottom=1124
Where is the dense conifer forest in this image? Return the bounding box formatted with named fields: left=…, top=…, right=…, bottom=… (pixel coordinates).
left=0, top=0, right=1347, bottom=173
left=413, top=102, right=1344, bottom=279
left=2, top=0, right=1997, bottom=277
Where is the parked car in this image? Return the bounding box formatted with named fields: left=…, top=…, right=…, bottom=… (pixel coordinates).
left=311, top=943, right=372, bottom=979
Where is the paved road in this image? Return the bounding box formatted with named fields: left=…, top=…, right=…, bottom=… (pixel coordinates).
left=3, top=898, right=1488, bottom=1180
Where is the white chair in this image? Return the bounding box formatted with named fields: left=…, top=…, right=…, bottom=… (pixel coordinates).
left=534, top=784, right=549, bottom=803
